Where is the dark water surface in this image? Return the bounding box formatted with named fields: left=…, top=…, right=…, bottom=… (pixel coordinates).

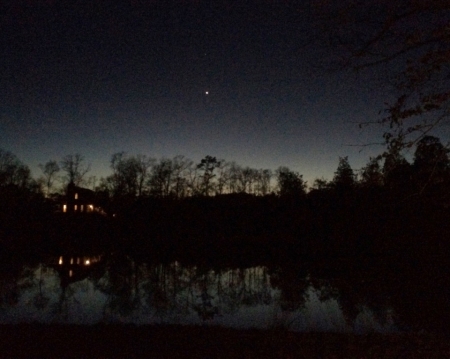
left=0, top=252, right=422, bottom=333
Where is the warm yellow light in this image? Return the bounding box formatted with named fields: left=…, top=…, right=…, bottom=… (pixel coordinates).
left=70, top=258, right=73, bottom=264
left=69, top=270, right=73, bottom=277
left=74, top=205, right=77, bottom=211
left=85, top=259, right=90, bottom=265
left=75, top=193, right=78, bottom=199
left=63, top=205, right=67, bottom=213
left=59, top=256, right=63, bottom=265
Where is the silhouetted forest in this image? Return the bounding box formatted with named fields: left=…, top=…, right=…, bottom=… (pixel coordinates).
left=2, top=136, right=450, bottom=258
left=1, top=135, right=449, bottom=239
left=1, top=136, right=450, bottom=333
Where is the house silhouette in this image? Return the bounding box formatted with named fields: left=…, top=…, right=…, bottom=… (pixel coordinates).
left=62, top=182, right=99, bottom=213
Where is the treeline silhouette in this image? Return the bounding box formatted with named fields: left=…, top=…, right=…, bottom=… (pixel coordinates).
left=1, top=136, right=450, bottom=333
left=1, top=136, right=450, bottom=266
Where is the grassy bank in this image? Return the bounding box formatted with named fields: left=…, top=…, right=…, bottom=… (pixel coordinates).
left=1, top=324, right=449, bottom=358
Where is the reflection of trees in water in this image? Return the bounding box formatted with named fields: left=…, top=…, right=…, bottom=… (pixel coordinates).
left=16, top=263, right=59, bottom=310
left=189, top=266, right=218, bottom=320
left=90, top=259, right=276, bottom=322
left=0, top=261, right=73, bottom=319
left=216, top=267, right=272, bottom=312
left=32, top=264, right=51, bottom=310
left=50, top=269, right=94, bottom=322
left=310, top=278, right=360, bottom=324
left=54, top=284, right=76, bottom=321
left=119, top=262, right=276, bottom=322
left=0, top=262, right=26, bottom=308
left=141, top=261, right=195, bottom=320
left=3, top=254, right=443, bottom=333
left=71, top=257, right=450, bottom=333
left=270, top=266, right=309, bottom=312
left=82, top=256, right=450, bottom=332
left=92, top=254, right=141, bottom=319
left=309, top=276, right=394, bottom=331
left=186, top=266, right=274, bottom=321
left=0, top=254, right=395, bottom=329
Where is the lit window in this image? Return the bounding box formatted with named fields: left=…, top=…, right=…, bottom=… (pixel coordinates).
left=81, top=205, right=84, bottom=212
left=88, top=204, right=94, bottom=212
left=69, top=270, right=73, bottom=277
left=74, top=205, right=77, bottom=211
left=63, top=205, right=67, bottom=213
left=59, top=256, right=63, bottom=265
left=70, top=258, right=74, bottom=264
left=75, top=193, right=78, bottom=199
left=85, top=259, right=90, bottom=266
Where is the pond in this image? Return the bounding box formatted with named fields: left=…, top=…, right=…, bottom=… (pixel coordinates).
left=0, top=253, right=402, bottom=333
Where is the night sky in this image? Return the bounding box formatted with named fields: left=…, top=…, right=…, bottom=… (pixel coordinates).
left=1, top=1, right=389, bottom=184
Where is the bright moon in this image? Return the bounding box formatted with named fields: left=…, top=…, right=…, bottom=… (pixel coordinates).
left=205, top=91, right=209, bottom=95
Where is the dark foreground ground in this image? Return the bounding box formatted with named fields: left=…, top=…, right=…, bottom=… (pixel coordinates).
left=0, top=324, right=449, bottom=358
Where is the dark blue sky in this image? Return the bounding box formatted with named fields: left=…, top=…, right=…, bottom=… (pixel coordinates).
left=1, top=0, right=389, bottom=184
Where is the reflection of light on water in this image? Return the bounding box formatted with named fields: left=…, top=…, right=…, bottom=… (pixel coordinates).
left=57, top=256, right=100, bottom=267
left=0, top=262, right=398, bottom=333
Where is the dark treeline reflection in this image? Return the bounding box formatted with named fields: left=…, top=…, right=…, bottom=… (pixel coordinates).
left=0, top=253, right=390, bottom=331
left=0, top=249, right=447, bottom=334
left=0, top=137, right=449, bottom=333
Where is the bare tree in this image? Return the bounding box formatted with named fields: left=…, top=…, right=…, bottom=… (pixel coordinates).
left=60, top=153, right=90, bottom=186
left=171, top=155, right=193, bottom=198
left=86, top=175, right=98, bottom=191
left=316, top=0, right=450, bottom=151
left=185, top=162, right=200, bottom=196
left=225, top=162, right=242, bottom=194
left=149, top=158, right=173, bottom=197
left=215, top=161, right=230, bottom=195
left=0, top=149, right=32, bottom=189
left=240, top=167, right=259, bottom=194
left=135, top=155, right=155, bottom=196
left=108, top=152, right=154, bottom=197
left=38, top=160, right=60, bottom=196
left=255, top=169, right=272, bottom=195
